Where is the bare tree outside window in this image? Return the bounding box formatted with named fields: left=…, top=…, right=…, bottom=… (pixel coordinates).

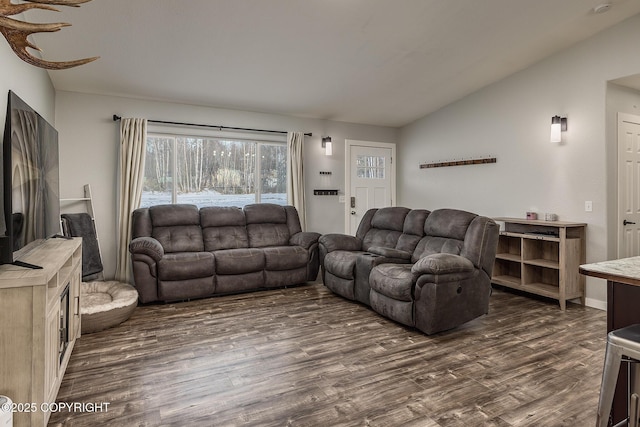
left=141, top=134, right=287, bottom=208
left=143, top=136, right=173, bottom=206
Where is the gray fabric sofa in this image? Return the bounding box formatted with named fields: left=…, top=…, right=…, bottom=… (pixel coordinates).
left=129, top=203, right=321, bottom=303
left=319, top=207, right=499, bottom=335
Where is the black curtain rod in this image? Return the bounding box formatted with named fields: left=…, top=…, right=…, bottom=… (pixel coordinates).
left=112, top=115, right=312, bottom=137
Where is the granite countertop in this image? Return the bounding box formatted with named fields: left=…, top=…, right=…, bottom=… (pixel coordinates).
left=580, top=256, right=640, bottom=286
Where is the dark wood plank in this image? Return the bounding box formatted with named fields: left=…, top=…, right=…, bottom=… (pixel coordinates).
left=48, top=284, right=606, bottom=427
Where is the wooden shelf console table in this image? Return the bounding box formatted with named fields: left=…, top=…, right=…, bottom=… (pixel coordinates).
left=580, top=257, right=640, bottom=426
left=491, top=217, right=586, bottom=310
left=0, top=238, right=82, bottom=427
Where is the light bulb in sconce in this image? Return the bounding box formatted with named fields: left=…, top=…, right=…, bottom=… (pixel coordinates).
left=550, top=115, right=567, bottom=143
left=322, top=137, right=332, bottom=156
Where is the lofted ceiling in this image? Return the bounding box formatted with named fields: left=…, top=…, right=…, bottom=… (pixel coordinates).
left=25, top=0, right=640, bottom=127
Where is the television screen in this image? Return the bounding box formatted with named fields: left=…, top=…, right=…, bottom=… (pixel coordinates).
left=0, top=91, right=60, bottom=265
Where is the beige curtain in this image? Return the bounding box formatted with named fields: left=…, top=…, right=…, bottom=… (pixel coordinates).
left=286, top=131, right=306, bottom=231
left=115, top=118, right=147, bottom=283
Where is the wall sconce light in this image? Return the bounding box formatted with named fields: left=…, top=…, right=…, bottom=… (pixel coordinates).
left=550, top=115, right=567, bottom=143
left=322, top=137, right=333, bottom=156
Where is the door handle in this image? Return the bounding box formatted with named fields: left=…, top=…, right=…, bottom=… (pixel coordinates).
left=624, top=219, right=637, bottom=226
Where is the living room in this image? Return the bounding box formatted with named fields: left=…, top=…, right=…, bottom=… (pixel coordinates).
left=2, top=1, right=640, bottom=426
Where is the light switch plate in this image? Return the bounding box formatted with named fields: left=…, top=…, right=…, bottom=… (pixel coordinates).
left=585, top=201, right=593, bottom=212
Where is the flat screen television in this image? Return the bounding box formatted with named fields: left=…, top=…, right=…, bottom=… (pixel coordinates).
left=0, top=91, right=60, bottom=268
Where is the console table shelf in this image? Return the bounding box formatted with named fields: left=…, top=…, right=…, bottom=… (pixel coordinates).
left=491, top=217, right=586, bottom=310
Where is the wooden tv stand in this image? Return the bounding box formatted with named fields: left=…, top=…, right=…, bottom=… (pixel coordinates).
left=0, top=238, right=82, bottom=427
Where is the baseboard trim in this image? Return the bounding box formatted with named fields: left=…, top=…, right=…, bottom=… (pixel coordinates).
left=585, top=297, right=606, bottom=311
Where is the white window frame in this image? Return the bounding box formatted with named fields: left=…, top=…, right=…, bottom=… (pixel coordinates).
left=143, top=127, right=287, bottom=206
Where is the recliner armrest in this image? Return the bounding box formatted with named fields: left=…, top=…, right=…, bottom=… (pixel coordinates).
left=290, top=231, right=321, bottom=249
left=411, top=253, right=475, bottom=282
left=319, top=233, right=362, bottom=253
left=367, top=246, right=412, bottom=260
left=129, top=236, right=164, bottom=262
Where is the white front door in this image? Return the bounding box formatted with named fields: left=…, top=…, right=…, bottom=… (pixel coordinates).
left=617, top=112, right=640, bottom=258
left=345, top=140, right=395, bottom=235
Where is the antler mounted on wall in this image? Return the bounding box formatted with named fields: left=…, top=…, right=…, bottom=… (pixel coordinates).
left=0, top=0, right=99, bottom=70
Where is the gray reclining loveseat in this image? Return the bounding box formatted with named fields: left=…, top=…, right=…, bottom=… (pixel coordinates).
left=129, top=203, right=320, bottom=303
left=319, top=207, right=499, bottom=335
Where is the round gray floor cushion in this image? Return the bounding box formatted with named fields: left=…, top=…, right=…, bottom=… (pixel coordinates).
left=81, top=281, right=138, bottom=334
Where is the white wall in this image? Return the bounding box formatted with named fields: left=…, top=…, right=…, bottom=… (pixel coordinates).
left=399, top=13, right=640, bottom=309
left=0, top=39, right=55, bottom=131
left=55, top=92, right=398, bottom=279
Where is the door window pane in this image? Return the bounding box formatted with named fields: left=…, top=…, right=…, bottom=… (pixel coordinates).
left=356, top=155, right=386, bottom=179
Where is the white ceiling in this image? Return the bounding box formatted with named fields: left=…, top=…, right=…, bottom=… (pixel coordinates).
left=26, top=0, right=640, bottom=127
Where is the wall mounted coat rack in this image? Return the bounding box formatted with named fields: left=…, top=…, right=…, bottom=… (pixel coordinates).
left=420, top=157, right=497, bottom=169
left=314, top=190, right=339, bottom=196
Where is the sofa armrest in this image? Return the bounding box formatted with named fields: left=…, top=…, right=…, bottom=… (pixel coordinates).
left=129, top=236, right=164, bottom=262
left=411, top=253, right=475, bottom=282
left=319, top=233, right=362, bottom=253
left=290, top=231, right=321, bottom=249
left=367, top=246, right=412, bottom=260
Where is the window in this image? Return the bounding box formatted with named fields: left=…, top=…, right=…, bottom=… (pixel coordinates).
left=356, top=155, right=386, bottom=179
left=141, top=134, right=287, bottom=208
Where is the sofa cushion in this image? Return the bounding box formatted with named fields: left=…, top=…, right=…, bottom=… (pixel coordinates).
left=370, top=207, right=409, bottom=231
left=214, top=248, right=265, bottom=274
left=412, top=209, right=476, bottom=263
left=360, top=207, right=415, bottom=251
left=369, top=264, right=415, bottom=302
left=362, top=229, right=403, bottom=252
left=149, top=204, right=200, bottom=227
left=149, top=204, right=204, bottom=253
left=424, top=209, right=476, bottom=240
left=412, top=253, right=475, bottom=276
left=158, top=252, right=214, bottom=281
left=153, top=225, right=204, bottom=253
left=283, top=205, right=304, bottom=236
left=349, top=208, right=430, bottom=254
left=245, top=204, right=291, bottom=247
left=263, top=246, right=308, bottom=271
left=245, top=203, right=287, bottom=224
left=204, top=226, right=250, bottom=251
left=412, top=236, right=464, bottom=262
left=247, top=223, right=290, bottom=248
left=396, top=209, right=430, bottom=253
left=201, top=206, right=249, bottom=251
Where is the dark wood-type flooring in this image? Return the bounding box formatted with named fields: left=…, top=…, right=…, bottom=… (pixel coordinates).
left=49, top=284, right=607, bottom=427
